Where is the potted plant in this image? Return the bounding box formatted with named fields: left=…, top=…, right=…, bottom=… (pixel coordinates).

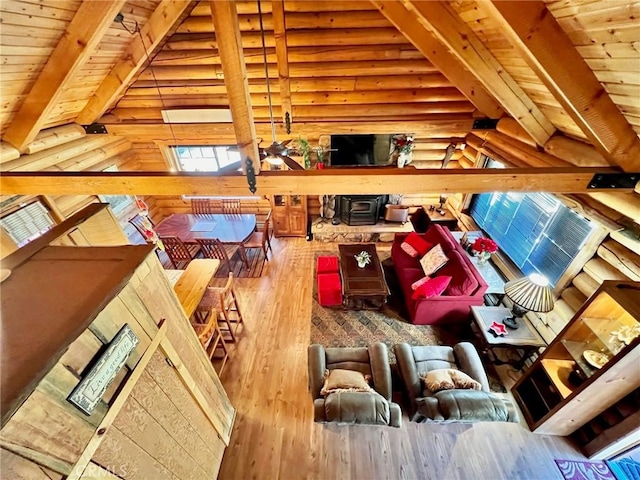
left=297, top=136, right=311, bottom=169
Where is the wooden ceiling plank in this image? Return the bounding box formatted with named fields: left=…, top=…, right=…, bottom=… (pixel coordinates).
left=0, top=168, right=624, bottom=196
left=2, top=0, right=126, bottom=151
left=486, top=0, right=640, bottom=172
left=272, top=0, right=292, bottom=124
left=400, top=0, right=555, bottom=146
left=371, top=0, right=503, bottom=118
left=209, top=0, right=261, bottom=174
left=75, top=0, right=193, bottom=126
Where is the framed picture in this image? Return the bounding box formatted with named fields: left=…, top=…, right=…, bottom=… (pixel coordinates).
left=98, top=194, right=135, bottom=215
left=100, top=165, right=135, bottom=215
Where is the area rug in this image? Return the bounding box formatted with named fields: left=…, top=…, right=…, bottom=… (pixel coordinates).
left=555, top=459, right=616, bottom=480
left=311, top=250, right=459, bottom=360
left=310, top=250, right=507, bottom=392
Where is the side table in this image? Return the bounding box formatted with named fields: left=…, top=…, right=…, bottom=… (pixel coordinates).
left=450, top=231, right=505, bottom=295
left=471, top=306, right=546, bottom=370
left=424, top=205, right=458, bottom=230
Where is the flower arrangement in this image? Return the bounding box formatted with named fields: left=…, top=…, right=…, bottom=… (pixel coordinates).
left=392, top=134, right=414, bottom=155
left=471, top=237, right=498, bottom=254
left=354, top=250, right=372, bottom=268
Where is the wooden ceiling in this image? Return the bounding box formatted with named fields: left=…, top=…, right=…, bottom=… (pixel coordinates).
left=1, top=0, right=639, bottom=181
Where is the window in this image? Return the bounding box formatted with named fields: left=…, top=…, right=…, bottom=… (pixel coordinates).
left=171, top=146, right=260, bottom=200
left=470, top=192, right=596, bottom=286
left=1, top=201, right=55, bottom=247
left=172, top=146, right=241, bottom=173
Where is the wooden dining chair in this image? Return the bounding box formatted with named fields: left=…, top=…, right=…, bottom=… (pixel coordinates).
left=191, top=198, right=213, bottom=215
left=241, top=210, right=272, bottom=262
left=196, top=238, right=241, bottom=271
left=196, top=273, right=244, bottom=343
left=221, top=198, right=242, bottom=215
left=192, top=308, right=229, bottom=375
left=160, top=236, right=201, bottom=269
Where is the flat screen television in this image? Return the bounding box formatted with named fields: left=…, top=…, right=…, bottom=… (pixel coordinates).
left=329, top=134, right=391, bottom=166
left=330, top=134, right=374, bottom=166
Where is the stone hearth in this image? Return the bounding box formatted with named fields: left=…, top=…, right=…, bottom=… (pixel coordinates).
left=311, top=216, right=413, bottom=243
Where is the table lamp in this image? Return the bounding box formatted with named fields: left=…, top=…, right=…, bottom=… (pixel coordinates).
left=503, top=273, right=554, bottom=330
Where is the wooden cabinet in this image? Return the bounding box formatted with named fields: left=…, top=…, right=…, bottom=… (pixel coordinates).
left=270, top=194, right=307, bottom=237
left=0, top=209, right=235, bottom=479
left=512, top=281, right=640, bottom=456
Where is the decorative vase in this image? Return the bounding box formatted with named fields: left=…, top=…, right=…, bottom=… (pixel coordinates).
left=303, top=153, right=311, bottom=169
left=476, top=251, right=491, bottom=266
left=356, top=259, right=368, bottom=268
left=397, top=152, right=407, bottom=168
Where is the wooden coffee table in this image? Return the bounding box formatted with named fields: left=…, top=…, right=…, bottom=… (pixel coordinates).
left=338, top=243, right=389, bottom=310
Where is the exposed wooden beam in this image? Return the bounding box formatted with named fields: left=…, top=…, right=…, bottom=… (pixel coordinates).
left=371, top=0, right=503, bottom=118
left=3, top=0, right=126, bottom=151
left=209, top=0, right=261, bottom=174
left=402, top=0, right=555, bottom=146
left=0, top=168, right=624, bottom=196
left=271, top=0, right=292, bottom=125
left=75, top=0, right=193, bottom=126
left=486, top=0, right=640, bottom=172
left=104, top=119, right=474, bottom=143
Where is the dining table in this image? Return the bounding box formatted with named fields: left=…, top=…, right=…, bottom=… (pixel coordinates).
left=155, top=213, right=257, bottom=244
left=168, top=259, right=221, bottom=319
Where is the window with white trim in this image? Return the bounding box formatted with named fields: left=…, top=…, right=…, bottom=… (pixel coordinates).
left=1, top=201, right=55, bottom=247
left=171, top=146, right=260, bottom=200
left=173, top=146, right=241, bottom=173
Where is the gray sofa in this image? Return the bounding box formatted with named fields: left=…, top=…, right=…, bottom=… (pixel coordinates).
left=308, top=343, right=402, bottom=427
left=394, top=342, right=519, bottom=423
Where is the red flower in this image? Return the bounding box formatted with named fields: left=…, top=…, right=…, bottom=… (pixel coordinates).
left=472, top=237, right=498, bottom=253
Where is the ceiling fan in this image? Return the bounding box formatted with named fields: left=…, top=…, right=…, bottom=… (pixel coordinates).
left=256, top=0, right=303, bottom=171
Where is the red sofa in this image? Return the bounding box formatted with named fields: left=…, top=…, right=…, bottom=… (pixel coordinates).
left=391, top=225, right=488, bottom=325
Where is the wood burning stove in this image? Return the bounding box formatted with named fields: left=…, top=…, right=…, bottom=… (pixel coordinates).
left=339, top=195, right=385, bottom=226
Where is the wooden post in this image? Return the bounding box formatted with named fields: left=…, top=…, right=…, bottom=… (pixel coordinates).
left=272, top=0, right=292, bottom=125
left=209, top=0, right=261, bottom=175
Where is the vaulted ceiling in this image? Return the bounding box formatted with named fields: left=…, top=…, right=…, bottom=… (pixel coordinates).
left=1, top=0, right=639, bottom=187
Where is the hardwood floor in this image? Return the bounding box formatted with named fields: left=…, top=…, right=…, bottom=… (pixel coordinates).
left=217, top=238, right=586, bottom=480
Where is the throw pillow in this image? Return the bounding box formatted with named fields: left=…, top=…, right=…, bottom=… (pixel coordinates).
left=401, top=232, right=434, bottom=258
left=320, top=369, right=374, bottom=396
left=450, top=370, right=482, bottom=390
left=420, top=368, right=482, bottom=393
left=410, top=275, right=430, bottom=291
left=420, top=369, right=455, bottom=392
left=411, top=276, right=452, bottom=300
left=419, top=244, right=448, bottom=276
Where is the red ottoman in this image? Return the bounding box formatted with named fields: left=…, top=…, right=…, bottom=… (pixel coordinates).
left=317, top=255, right=339, bottom=274
left=317, top=273, right=343, bottom=307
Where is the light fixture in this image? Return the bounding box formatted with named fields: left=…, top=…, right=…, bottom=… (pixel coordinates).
left=503, top=273, right=555, bottom=329
left=265, top=155, right=284, bottom=166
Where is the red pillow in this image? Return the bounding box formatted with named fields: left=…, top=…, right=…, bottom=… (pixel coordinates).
left=411, top=276, right=452, bottom=300
left=402, top=232, right=434, bottom=258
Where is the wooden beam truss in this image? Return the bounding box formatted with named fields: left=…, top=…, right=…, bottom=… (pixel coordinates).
left=0, top=168, right=628, bottom=196
left=3, top=0, right=127, bottom=151
left=402, top=0, right=555, bottom=146
left=486, top=0, right=640, bottom=172
left=76, top=0, right=193, bottom=125
left=371, top=0, right=503, bottom=118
